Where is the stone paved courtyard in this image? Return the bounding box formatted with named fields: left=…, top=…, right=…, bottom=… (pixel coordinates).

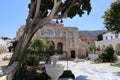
left=58, top=61, right=120, bottom=80
left=0, top=53, right=120, bottom=80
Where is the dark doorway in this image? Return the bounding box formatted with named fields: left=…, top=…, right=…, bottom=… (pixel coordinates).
left=71, top=50, right=75, bottom=58
left=57, top=42, right=63, bottom=54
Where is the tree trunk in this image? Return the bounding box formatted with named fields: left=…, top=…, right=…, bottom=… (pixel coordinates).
left=8, top=25, right=34, bottom=65
left=8, top=17, right=52, bottom=66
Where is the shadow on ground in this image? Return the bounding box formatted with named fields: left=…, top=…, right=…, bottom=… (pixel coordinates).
left=113, top=72, right=120, bottom=76
left=75, top=75, right=90, bottom=80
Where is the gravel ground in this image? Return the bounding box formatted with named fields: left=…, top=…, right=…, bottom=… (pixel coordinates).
left=0, top=53, right=12, bottom=66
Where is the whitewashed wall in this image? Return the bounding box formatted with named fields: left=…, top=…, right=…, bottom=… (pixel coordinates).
left=88, top=54, right=99, bottom=60
left=95, top=32, right=120, bottom=51
left=103, top=32, right=120, bottom=40
left=95, top=38, right=120, bottom=50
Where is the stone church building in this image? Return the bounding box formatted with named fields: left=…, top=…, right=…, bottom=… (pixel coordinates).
left=16, top=21, right=94, bottom=59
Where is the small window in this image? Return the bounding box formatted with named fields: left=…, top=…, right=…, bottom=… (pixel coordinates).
left=115, top=34, right=118, bottom=38
left=41, top=30, right=46, bottom=37
left=111, top=36, right=113, bottom=39
left=106, top=37, right=108, bottom=40
left=88, top=42, right=90, bottom=44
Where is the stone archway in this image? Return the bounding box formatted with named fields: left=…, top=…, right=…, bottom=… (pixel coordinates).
left=115, top=43, right=120, bottom=55
left=57, top=42, right=63, bottom=54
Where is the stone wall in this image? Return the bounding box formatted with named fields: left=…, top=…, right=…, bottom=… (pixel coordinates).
left=0, top=62, right=18, bottom=80
left=16, top=21, right=95, bottom=59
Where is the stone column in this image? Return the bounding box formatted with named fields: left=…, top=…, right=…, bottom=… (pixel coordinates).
left=65, top=30, right=70, bottom=58
left=74, top=28, right=79, bottom=57
left=54, top=42, right=57, bottom=50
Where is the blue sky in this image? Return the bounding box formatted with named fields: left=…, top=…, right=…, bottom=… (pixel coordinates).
left=0, top=0, right=116, bottom=38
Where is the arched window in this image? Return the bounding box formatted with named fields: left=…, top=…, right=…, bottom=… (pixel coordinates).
left=88, top=42, right=90, bottom=44
left=102, top=45, right=106, bottom=50
left=111, top=36, right=113, bottom=39
left=115, top=34, right=119, bottom=38
left=97, top=46, right=101, bottom=51
left=106, top=37, right=108, bottom=40
left=115, top=43, right=120, bottom=55
left=109, top=44, right=113, bottom=47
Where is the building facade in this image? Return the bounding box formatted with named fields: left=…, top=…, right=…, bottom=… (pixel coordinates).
left=16, top=21, right=94, bottom=58
left=95, top=32, right=120, bottom=55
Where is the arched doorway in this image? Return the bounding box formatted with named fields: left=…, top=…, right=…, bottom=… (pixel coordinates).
left=115, top=43, right=120, bottom=55
left=102, top=45, right=106, bottom=51
left=109, top=44, right=113, bottom=47
left=97, top=46, right=101, bottom=51
left=57, top=42, right=63, bottom=54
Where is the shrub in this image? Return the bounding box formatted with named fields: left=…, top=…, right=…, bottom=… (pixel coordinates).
left=112, top=63, right=120, bottom=68
left=19, top=40, right=54, bottom=80
left=19, top=69, right=75, bottom=80
left=98, top=46, right=117, bottom=62
left=37, top=72, right=50, bottom=80
left=94, top=58, right=103, bottom=63
left=89, top=45, right=97, bottom=53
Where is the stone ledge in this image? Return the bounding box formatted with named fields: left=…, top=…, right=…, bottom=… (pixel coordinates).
left=0, top=62, right=18, bottom=80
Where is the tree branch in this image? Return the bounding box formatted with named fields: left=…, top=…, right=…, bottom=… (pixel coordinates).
left=32, top=0, right=61, bottom=34
left=29, top=0, right=37, bottom=19
left=53, top=0, right=84, bottom=19
left=32, top=0, right=41, bottom=22
left=40, top=8, right=48, bottom=19
left=53, top=0, right=77, bottom=19
left=49, top=0, right=61, bottom=18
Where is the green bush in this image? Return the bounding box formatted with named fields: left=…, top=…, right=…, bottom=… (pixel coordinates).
left=98, top=46, right=117, bottom=62
left=112, top=63, right=120, bottom=68
left=37, top=72, right=50, bottom=80
left=19, top=40, right=54, bottom=80
left=19, top=40, right=75, bottom=80
left=94, top=58, right=103, bottom=63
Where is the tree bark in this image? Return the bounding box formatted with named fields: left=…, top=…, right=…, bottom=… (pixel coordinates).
left=9, top=17, right=51, bottom=65
left=8, top=25, right=33, bottom=65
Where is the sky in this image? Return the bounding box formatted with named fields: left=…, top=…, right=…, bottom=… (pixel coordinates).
left=0, top=0, right=116, bottom=38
